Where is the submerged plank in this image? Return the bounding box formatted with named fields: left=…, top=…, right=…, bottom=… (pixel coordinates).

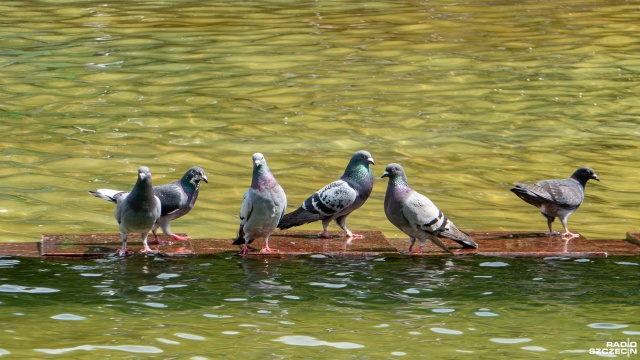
left=0, top=242, right=40, bottom=258
left=40, top=233, right=194, bottom=258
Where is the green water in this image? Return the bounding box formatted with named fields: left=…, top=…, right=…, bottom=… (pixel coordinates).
left=0, top=255, right=639, bottom=358
left=2, top=0, right=640, bottom=357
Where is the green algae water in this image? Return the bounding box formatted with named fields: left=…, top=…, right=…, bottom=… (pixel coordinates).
left=1, top=0, right=640, bottom=242
left=1, top=0, right=640, bottom=357
left=0, top=255, right=638, bottom=358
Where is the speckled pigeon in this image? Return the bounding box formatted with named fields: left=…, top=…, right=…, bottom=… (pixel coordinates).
left=510, top=166, right=599, bottom=237
left=382, top=163, right=477, bottom=254
left=233, top=153, right=287, bottom=255
left=89, top=166, right=207, bottom=243
left=278, top=150, right=374, bottom=239
left=89, top=166, right=161, bottom=256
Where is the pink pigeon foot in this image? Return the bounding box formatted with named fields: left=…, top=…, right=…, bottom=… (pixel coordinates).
left=140, top=243, right=158, bottom=254
left=318, top=230, right=332, bottom=239
left=238, top=244, right=250, bottom=255
left=345, top=231, right=364, bottom=239
left=410, top=245, right=424, bottom=254
left=260, top=246, right=275, bottom=253
left=170, top=233, right=191, bottom=241
left=150, top=233, right=167, bottom=245
left=562, top=231, right=580, bottom=239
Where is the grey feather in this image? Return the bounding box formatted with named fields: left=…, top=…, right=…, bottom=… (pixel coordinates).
left=278, top=150, right=374, bottom=239
left=94, top=166, right=161, bottom=256
left=511, top=166, right=599, bottom=236
left=89, top=166, right=207, bottom=242
left=382, top=163, right=477, bottom=254
left=234, top=153, right=287, bottom=254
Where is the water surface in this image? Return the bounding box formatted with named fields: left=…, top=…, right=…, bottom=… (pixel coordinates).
left=2, top=0, right=640, bottom=242
left=0, top=255, right=638, bottom=358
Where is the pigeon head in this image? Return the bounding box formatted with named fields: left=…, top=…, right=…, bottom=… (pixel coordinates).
left=352, top=150, right=375, bottom=166
left=186, top=166, right=208, bottom=184
left=571, top=167, right=599, bottom=187
left=138, top=166, right=152, bottom=182
left=381, top=163, right=402, bottom=178
left=251, top=153, right=276, bottom=188
left=342, top=150, right=375, bottom=185
left=382, top=163, right=409, bottom=184
left=253, top=153, right=266, bottom=168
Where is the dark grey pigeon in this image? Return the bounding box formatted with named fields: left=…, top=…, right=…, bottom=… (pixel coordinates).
left=151, top=167, right=207, bottom=243
left=278, top=150, right=374, bottom=239
left=89, top=166, right=208, bottom=243
left=382, top=163, right=477, bottom=254
left=233, top=153, right=287, bottom=255
left=89, top=166, right=161, bottom=256
left=510, top=166, right=599, bottom=237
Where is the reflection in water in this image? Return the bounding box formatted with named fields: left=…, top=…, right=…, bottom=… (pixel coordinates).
left=0, top=256, right=637, bottom=357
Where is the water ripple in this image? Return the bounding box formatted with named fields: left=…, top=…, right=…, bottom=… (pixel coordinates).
left=273, top=335, right=364, bottom=349
left=35, top=345, right=163, bottom=354
left=51, top=313, right=86, bottom=321
left=0, top=284, right=60, bottom=293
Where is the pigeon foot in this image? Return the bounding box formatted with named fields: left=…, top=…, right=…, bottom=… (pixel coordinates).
left=346, top=232, right=364, bottom=239
left=238, top=244, right=251, bottom=256
left=562, top=231, right=580, bottom=239
left=410, top=245, right=424, bottom=254
left=170, top=234, right=191, bottom=241
left=140, top=246, right=158, bottom=254
left=318, top=231, right=332, bottom=239
left=260, top=246, right=277, bottom=253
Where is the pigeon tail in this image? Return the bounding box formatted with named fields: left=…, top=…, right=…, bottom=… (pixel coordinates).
left=439, top=226, right=478, bottom=249
left=510, top=183, right=553, bottom=207
left=278, top=207, right=322, bottom=230
left=232, top=225, right=254, bottom=245
left=88, top=189, right=126, bottom=203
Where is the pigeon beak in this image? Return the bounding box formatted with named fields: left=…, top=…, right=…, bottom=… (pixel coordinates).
left=593, top=174, right=600, bottom=181
left=368, top=157, right=375, bottom=165
left=254, top=160, right=261, bottom=167
left=202, top=174, right=209, bottom=183
left=381, top=171, right=389, bottom=178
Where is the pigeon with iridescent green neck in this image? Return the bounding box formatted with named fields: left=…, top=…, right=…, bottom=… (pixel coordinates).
left=89, top=166, right=207, bottom=243
left=278, top=150, right=374, bottom=239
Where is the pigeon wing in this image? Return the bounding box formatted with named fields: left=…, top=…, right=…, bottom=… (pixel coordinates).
left=307, top=180, right=358, bottom=217
left=539, top=180, right=583, bottom=209
left=402, top=191, right=442, bottom=235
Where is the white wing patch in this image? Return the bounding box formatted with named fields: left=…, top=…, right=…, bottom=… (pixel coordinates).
left=303, top=180, right=357, bottom=216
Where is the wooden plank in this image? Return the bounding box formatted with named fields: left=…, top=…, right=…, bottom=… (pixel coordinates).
left=4, top=231, right=635, bottom=259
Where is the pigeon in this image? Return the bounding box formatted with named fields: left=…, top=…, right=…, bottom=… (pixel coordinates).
left=382, top=163, right=478, bottom=254
left=89, top=166, right=161, bottom=256
left=510, top=166, right=599, bottom=237
left=278, top=150, right=375, bottom=239
left=233, top=153, right=287, bottom=255
left=89, top=166, right=208, bottom=243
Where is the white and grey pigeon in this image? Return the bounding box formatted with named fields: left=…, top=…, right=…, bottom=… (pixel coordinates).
left=382, top=163, right=478, bottom=254
left=89, top=166, right=161, bottom=256
left=510, top=166, right=599, bottom=237
left=89, top=166, right=208, bottom=243
left=278, top=150, right=375, bottom=239
left=233, top=153, right=287, bottom=255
